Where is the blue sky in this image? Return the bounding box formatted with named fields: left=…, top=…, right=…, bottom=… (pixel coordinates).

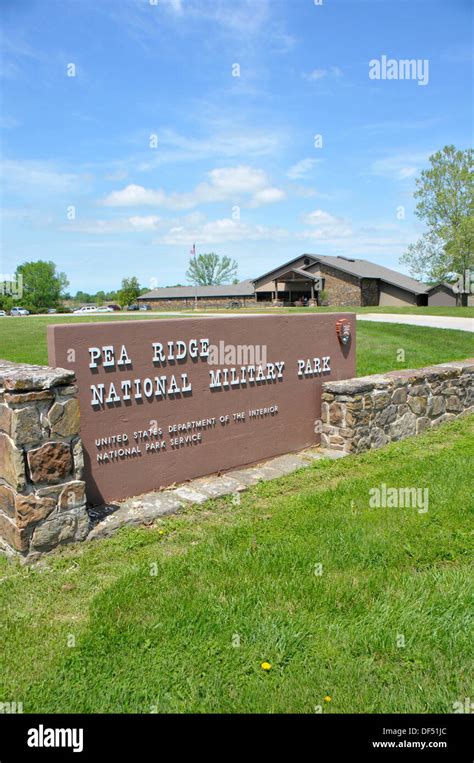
left=1, top=0, right=472, bottom=293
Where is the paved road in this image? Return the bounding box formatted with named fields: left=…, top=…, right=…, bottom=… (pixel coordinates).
left=357, top=313, right=473, bottom=333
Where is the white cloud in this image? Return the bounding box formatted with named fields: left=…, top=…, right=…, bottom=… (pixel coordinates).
left=398, top=167, right=418, bottom=179
left=250, top=187, right=286, bottom=206
left=63, top=215, right=162, bottom=234
left=301, top=209, right=340, bottom=226
left=303, top=66, right=343, bottom=82
left=287, top=158, right=320, bottom=180
left=168, top=0, right=270, bottom=36
left=127, top=215, right=162, bottom=230
left=304, top=69, right=327, bottom=81
left=369, top=152, right=430, bottom=181
left=163, top=0, right=183, bottom=13
left=299, top=209, right=353, bottom=239
left=1, top=160, right=81, bottom=194
left=59, top=203, right=419, bottom=264
left=101, top=166, right=285, bottom=210
left=207, top=166, right=267, bottom=194
left=151, top=210, right=415, bottom=254
left=155, top=217, right=289, bottom=246
left=106, top=0, right=271, bottom=42
left=102, top=184, right=166, bottom=207
left=137, top=126, right=284, bottom=170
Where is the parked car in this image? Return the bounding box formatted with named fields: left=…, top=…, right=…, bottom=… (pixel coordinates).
left=139, top=304, right=151, bottom=311
left=96, top=306, right=114, bottom=313
left=10, top=307, right=30, bottom=316
left=107, top=304, right=121, bottom=311
left=127, top=304, right=139, bottom=311
left=73, top=306, right=98, bottom=314
left=0, top=310, right=6, bottom=317
left=47, top=308, right=57, bottom=314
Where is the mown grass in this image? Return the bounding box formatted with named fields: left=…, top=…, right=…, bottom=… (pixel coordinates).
left=355, top=322, right=473, bottom=376
left=195, top=305, right=474, bottom=317
left=0, top=417, right=472, bottom=714
left=0, top=314, right=473, bottom=375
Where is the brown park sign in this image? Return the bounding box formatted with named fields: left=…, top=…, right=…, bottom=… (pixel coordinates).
left=48, top=314, right=355, bottom=505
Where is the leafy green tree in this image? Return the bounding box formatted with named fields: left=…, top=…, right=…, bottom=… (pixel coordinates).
left=118, top=276, right=141, bottom=308
left=15, top=260, right=69, bottom=309
left=75, top=290, right=93, bottom=304
left=186, top=253, right=238, bottom=286
left=95, top=290, right=106, bottom=306
left=0, top=294, right=14, bottom=312
left=401, top=145, right=473, bottom=281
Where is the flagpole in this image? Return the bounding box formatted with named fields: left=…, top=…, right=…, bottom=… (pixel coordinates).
left=190, top=243, right=198, bottom=310
left=193, top=244, right=198, bottom=310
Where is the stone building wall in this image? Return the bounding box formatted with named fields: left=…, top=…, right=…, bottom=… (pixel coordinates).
left=0, top=362, right=88, bottom=562
left=321, top=360, right=474, bottom=453
left=318, top=264, right=362, bottom=306
left=361, top=278, right=379, bottom=306
left=140, top=296, right=254, bottom=310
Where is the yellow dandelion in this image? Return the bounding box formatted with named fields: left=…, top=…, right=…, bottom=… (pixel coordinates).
left=324, top=695, right=332, bottom=702
left=261, top=661, right=272, bottom=671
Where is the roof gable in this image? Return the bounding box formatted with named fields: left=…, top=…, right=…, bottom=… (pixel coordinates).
left=307, top=255, right=426, bottom=294
left=252, top=255, right=317, bottom=285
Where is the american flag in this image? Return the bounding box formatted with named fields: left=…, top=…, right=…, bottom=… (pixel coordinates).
left=190, top=244, right=196, bottom=258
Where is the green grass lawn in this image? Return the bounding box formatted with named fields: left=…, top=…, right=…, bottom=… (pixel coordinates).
left=195, top=305, right=474, bottom=317
left=1, top=417, right=472, bottom=713
left=0, top=314, right=473, bottom=375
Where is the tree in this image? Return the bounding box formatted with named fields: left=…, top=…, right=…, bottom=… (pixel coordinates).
left=186, top=253, right=238, bottom=285
left=401, top=145, right=473, bottom=281
left=0, top=294, right=14, bottom=312
left=118, top=277, right=141, bottom=308
left=75, top=291, right=92, bottom=304
left=15, top=260, right=69, bottom=309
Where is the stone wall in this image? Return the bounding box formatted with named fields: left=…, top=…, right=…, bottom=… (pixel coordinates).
left=2, top=357, right=472, bottom=560
left=0, top=362, right=88, bottom=561
left=318, top=263, right=362, bottom=306
left=321, top=360, right=474, bottom=453
left=140, top=296, right=254, bottom=310
left=361, top=278, right=379, bottom=306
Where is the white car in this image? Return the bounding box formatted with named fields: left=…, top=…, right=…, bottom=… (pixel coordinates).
left=10, top=307, right=30, bottom=316
left=73, top=305, right=112, bottom=314
left=0, top=310, right=6, bottom=317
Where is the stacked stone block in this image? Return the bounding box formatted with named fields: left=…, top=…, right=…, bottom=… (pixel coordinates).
left=0, top=361, right=89, bottom=561
left=321, top=360, right=474, bottom=453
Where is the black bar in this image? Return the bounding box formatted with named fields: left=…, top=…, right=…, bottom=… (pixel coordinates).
left=0, top=713, right=471, bottom=761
